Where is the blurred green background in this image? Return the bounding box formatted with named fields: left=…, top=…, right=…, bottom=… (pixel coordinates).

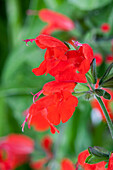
left=0, top=0, right=113, bottom=169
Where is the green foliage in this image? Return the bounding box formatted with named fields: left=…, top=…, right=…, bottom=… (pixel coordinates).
left=0, top=0, right=113, bottom=169
left=69, top=0, right=111, bottom=10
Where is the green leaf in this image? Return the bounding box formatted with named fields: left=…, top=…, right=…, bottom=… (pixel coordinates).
left=91, top=58, right=97, bottom=84
left=94, top=89, right=104, bottom=97
left=88, top=146, right=109, bottom=157
left=103, top=91, right=111, bottom=100
left=73, top=92, right=87, bottom=98
left=99, top=63, right=113, bottom=88
left=86, top=70, right=95, bottom=85
left=64, top=41, right=76, bottom=50
left=105, top=163, right=108, bottom=168
left=74, top=83, right=90, bottom=93
left=85, top=154, right=109, bottom=164
left=100, top=77, right=113, bottom=89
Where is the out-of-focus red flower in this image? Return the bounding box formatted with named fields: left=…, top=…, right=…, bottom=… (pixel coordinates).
left=94, top=53, right=103, bottom=66
left=0, top=134, right=34, bottom=170
left=106, top=54, right=113, bottom=63
left=31, top=139, right=75, bottom=170
left=108, top=153, right=113, bottom=170
left=106, top=39, right=113, bottom=63
left=27, top=9, right=75, bottom=35
left=41, top=136, right=53, bottom=157
left=78, top=149, right=106, bottom=170
left=24, top=35, right=93, bottom=83
left=31, top=136, right=53, bottom=170
left=101, top=23, right=110, bottom=33
left=31, top=158, right=47, bottom=170
left=61, top=159, right=75, bottom=170
left=91, top=89, right=113, bottom=121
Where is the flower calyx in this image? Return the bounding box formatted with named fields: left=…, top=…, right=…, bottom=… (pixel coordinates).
left=85, top=146, right=109, bottom=165
left=94, top=88, right=111, bottom=100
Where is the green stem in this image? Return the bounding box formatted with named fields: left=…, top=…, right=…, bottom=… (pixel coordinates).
left=96, top=96, right=113, bottom=139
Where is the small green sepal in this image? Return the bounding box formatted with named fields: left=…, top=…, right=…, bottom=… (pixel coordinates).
left=64, top=41, right=76, bottom=50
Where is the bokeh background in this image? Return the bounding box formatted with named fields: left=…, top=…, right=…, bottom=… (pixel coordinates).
left=0, top=0, right=113, bottom=169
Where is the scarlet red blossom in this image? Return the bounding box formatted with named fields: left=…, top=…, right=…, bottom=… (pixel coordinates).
left=94, top=53, right=103, bottom=66
left=61, top=159, right=75, bottom=170
left=0, top=134, right=34, bottom=170
left=22, top=80, right=77, bottom=134
left=22, top=106, right=59, bottom=134
left=101, top=23, right=110, bottom=33
left=77, top=149, right=106, bottom=170
left=91, top=89, right=113, bottom=121
left=23, top=34, right=93, bottom=83
left=43, top=81, right=76, bottom=95
left=106, top=54, right=113, bottom=63
left=24, top=90, right=78, bottom=133
left=41, top=136, right=53, bottom=157
left=27, top=9, right=75, bottom=35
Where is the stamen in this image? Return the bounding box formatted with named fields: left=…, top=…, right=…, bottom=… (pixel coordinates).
left=72, top=40, right=82, bottom=47
left=31, top=90, right=43, bottom=103
left=23, top=38, right=36, bottom=46
left=21, top=113, right=30, bottom=132
left=28, top=115, right=32, bottom=129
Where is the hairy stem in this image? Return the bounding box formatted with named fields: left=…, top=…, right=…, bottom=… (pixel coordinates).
left=96, top=96, right=113, bottom=139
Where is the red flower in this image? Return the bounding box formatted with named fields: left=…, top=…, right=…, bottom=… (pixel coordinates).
left=23, top=90, right=78, bottom=133
left=54, top=45, right=93, bottom=83
left=0, top=134, right=34, bottom=170
left=43, top=81, right=76, bottom=95
left=94, top=53, right=103, bottom=66
left=22, top=105, right=59, bottom=134
left=41, top=136, right=53, bottom=157
left=31, top=158, right=48, bottom=170
left=27, top=9, right=75, bottom=35
left=106, top=39, right=113, bottom=63
left=77, top=149, right=106, bottom=170
left=91, top=89, right=113, bottom=121
left=106, top=54, right=113, bottom=63
left=22, top=80, right=78, bottom=134
left=61, top=159, right=75, bottom=170
left=24, top=35, right=93, bottom=83
left=101, top=23, right=110, bottom=33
